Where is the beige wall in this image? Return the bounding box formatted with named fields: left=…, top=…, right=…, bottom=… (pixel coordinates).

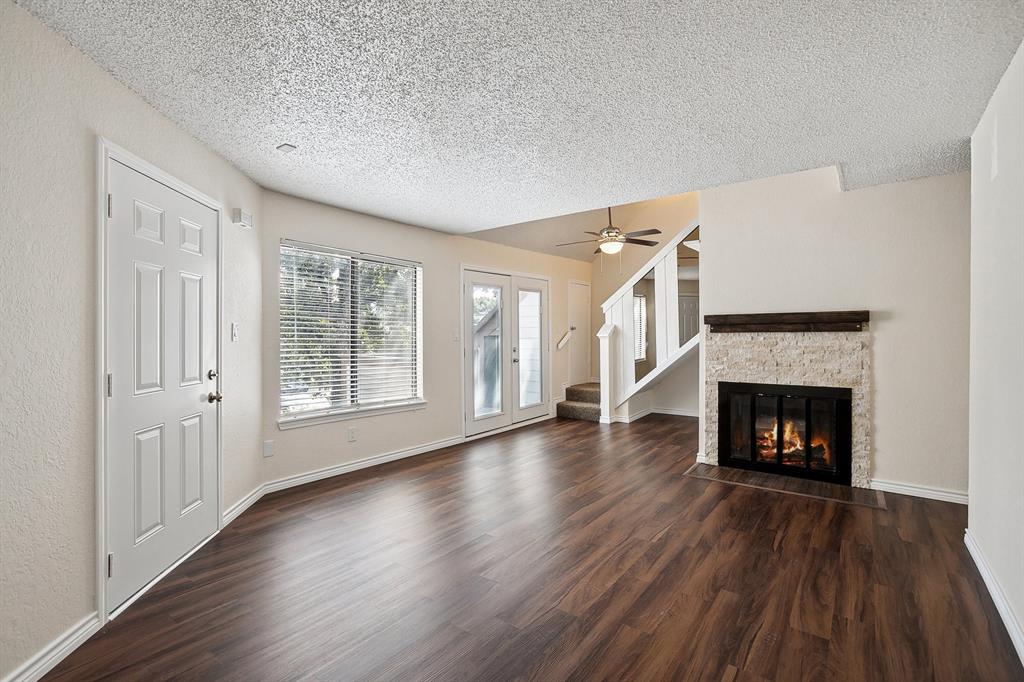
left=0, top=2, right=264, bottom=676
left=699, top=167, right=971, bottom=493
left=260, top=191, right=591, bottom=486
left=968, top=39, right=1024, bottom=663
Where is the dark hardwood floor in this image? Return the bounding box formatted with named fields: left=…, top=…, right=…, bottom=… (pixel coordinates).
left=48, top=415, right=1022, bottom=681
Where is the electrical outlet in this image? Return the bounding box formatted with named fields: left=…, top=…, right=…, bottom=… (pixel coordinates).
left=263, top=440, right=274, bottom=458
left=347, top=427, right=358, bottom=443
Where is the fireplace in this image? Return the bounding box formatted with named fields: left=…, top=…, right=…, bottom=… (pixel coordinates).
left=718, top=381, right=852, bottom=485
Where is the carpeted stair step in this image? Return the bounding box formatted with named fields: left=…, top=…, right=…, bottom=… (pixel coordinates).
left=565, top=382, right=600, bottom=404
left=557, top=400, right=601, bottom=422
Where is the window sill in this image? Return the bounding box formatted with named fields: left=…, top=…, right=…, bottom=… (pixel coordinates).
left=277, top=399, right=428, bottom=431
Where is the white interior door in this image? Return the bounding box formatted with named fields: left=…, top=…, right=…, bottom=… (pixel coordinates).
left=511, top=276, right=549, bottom=423
left=679, top=294, right=699, bottom=344
left=465, top=271, right=513, bottom=436
left=568, top=282, right=591, bottom=385
left=105, top=159, right=219, bottom=612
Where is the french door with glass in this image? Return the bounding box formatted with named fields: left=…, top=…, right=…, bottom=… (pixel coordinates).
left=464, top=270, right=549, bottom=436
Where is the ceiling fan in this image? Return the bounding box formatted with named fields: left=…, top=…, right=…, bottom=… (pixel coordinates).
left=556, top=207, right=662, bottom=254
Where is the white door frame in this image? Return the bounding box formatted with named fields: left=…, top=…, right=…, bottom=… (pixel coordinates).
left=567, top=279, right=592, bottom=385
left=95, top=137, right=224, bottom=623
left=459, top=264, right=552, bottom=438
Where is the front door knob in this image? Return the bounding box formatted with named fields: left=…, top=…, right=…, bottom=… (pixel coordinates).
left=207, top=392, right=223, bottom=403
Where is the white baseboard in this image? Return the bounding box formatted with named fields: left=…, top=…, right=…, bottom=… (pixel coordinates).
left=603, top=408, right=649, bottom=424
left=965, top=529, right=1024, bottom=666
left=600, top=407, right=699, bottom=424
left=650, top=407, right=699, bottom=417
left=695, top=452, right=708, bottom=464
left=223, top=435, right=465, bottom=526
left=869, top=479, right=968, bottom=505
left=223, top=415, right=563, bottom=528
left=222, top=484, right=264, bottom=526
left=621, top=407, right=653, bottom=423
left=263, top=436, right=464, bottom=496
left=2, top=612, right=102, bottom=682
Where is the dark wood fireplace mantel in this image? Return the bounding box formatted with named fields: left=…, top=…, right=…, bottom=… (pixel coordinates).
left=703, top=310, right=869, bottom=333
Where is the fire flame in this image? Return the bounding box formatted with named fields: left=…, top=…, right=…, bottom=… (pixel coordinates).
left=757, top=419, right=804, bottom=455
left=755, top=418, right=833, bottom=466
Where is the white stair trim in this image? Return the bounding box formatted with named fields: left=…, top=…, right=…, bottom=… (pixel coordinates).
left=601, top=219, right=699, bottom=313
left=616, top=333, right=700, bottom=407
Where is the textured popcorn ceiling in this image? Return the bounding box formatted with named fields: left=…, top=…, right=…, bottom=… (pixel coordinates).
left=19, top=0, right=1024, bottom=233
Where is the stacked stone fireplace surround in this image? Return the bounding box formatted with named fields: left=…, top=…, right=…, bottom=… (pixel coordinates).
left=703, top=326, right=872, bottom=488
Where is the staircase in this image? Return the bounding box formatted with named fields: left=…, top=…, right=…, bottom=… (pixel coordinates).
left=597, top=220, right=701, bottom=422
left=557, top=382, right=601, bottom=422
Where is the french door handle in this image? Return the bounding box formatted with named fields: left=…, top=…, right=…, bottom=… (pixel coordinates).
left=207, top=392, right=223, bottom=403
left=512, top=358, right=519, bottom=364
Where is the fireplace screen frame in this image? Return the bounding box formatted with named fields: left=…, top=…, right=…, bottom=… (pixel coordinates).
left=718, top=381, right=852, bottom=486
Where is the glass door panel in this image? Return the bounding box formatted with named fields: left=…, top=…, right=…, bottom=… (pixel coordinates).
left=511, top=277, right=549, bottom=423
left=755, top=395, right=778, bottom=463
left=781, top=397, right=807, bottom=467
left=517, top=290, right=542, bottom=408
left=473, top=284, right=503, bottom=418
left=464, top=272, right=512, bottom=436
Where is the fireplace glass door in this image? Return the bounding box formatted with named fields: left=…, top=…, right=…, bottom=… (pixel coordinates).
left=719, top=382, right=851, bottom=485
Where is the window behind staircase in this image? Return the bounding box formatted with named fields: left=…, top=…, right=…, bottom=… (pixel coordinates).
left=633, top=294, right=647, bottom=361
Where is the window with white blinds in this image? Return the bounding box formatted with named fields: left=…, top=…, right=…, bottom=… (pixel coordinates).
left=633, top=294, right=647, bottom=361
left=279, top=240, right=423, bottom=423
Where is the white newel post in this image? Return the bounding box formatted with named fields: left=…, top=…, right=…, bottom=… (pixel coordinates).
left=597, top=321, right=616, bottom=423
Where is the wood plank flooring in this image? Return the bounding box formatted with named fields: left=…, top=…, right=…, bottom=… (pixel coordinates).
left=46, top=415, right=1023, bottom=681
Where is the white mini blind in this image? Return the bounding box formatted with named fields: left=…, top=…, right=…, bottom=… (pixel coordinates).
left=633, top=294, right=647, bottom=361
left=279, top=240, right=423, bottom=420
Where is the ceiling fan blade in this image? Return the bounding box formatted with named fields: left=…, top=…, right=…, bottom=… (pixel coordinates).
left=584, top=231, right=603, bottom=237
left=623, top=228, right=662, bottom=237
left=624, top=238, right=659, bottom=246
left=594, top=247, right=602, bottom=254
left=556, top=239, right=600, bottom=246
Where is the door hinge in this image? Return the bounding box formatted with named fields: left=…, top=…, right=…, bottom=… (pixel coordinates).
left=107, top=553, right=114, bottom=578
left=106, top=373, right=113, bottom=397
left=107, top=193, right=112, bottom=219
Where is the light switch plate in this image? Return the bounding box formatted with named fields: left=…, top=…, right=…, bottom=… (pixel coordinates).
left=347, top=427, right=357, bottom=443
left=231, top=322, right=239, bottom=342
left=263, top=440, right=274, bottom=458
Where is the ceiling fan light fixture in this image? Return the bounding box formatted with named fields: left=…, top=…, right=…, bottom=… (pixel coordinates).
left=600, top=240, right=624, bottom=255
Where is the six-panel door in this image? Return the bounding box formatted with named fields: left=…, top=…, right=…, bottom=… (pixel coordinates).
left=105, top=159, right=219, bottom=611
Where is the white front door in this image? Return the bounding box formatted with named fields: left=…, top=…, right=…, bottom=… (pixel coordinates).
left=568, top=282, right=591, bottom=385
left=105, top=159, right=219, bottom=612
left=464, top=270, right=549, bottom=436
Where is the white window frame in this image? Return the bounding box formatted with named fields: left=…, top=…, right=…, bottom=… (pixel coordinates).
left=277, top=238, right=425, bottom=430
left=633, top=294, right=647, bottom=362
